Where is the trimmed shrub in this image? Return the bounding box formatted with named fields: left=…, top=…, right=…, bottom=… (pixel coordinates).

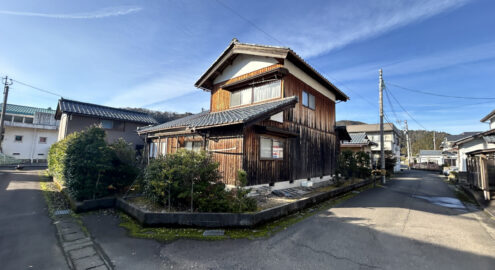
left=48, top=126, right=139, bottom=201
left=142, top=150, right=257, bottom=213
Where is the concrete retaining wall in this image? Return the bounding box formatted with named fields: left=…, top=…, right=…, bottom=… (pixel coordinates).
left=116, top=178, right=373, bottom=228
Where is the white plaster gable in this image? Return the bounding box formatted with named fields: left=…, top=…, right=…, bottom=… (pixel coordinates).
left=213, top=54, right=278, bottom=84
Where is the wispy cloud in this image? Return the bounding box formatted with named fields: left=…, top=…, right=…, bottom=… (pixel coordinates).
left=327, top=41, right=495, bottom=82
left=269, top=0, right=471, bottom=58
left=0, top=6, right=142, bottom=19
left=105, top=70, right=200, bottom=109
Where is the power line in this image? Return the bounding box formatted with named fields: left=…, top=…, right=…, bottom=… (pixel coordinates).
left=388, top=82, right=495, bottom=100
left=213, top=0, right=282, bottom=44
left=386, top=84, right=428, bottom=130
left=11, top=79, right=64, bottom=98
left=383, top=84, right=400, bottom=123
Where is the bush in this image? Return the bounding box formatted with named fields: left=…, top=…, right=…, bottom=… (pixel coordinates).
left=337, top=150, right=371, bottom=179
left=142, top=150, right=256, bottom=213
left=48, top=126, right=139, bottom=201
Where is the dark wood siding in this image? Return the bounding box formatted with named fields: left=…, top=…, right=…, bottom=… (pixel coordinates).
left=243, top=74, right=338, bottom=185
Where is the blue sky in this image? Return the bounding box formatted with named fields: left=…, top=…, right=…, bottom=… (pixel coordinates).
left=0, top=0, right=494, bottom=134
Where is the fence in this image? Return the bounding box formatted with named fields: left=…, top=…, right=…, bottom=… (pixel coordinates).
left=411, top=163, right=442, bottom=171
left=0, top=153, right=22, bottom=165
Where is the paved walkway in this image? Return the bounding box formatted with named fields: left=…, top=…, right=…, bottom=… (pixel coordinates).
left=0, top=169, right=67, bottom=270
left=83, top=170, right=495, bottom=269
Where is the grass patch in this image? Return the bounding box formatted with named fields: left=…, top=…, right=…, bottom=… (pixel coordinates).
left=118, top=183, right=375, bottom=242
left=454, top=188, right=476, bottom=205
left=38, top=172, right=89, bottom=234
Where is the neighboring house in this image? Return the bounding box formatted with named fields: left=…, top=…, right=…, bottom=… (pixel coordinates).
left=55, top=98, right=157, bottom=148
left=0, top=103, right=58, bottom=162
left=345, top=123, right=401, bottom=172
left=418, top=150, right=443, bottom=165
left=341, top=132, right=376, bottom=166
left=453, top=129, right=495, bottom=172
left=138, top=39, right=349, bottom=188
left=481, top=109, right=495, bottom=130
left=440, top=132, right=481, bottom=153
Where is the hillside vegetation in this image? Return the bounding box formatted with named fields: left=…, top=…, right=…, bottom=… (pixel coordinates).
left=400, top=130, right=449, bottom=156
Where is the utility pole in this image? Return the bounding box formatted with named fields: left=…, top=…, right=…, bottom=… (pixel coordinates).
left=379, top=69, right=386, bottom=184
left=0, top=76, right=12, bottom=153
left=433, top=131, right=436, bottom=150
left=405, top=120, right=411, bottom=168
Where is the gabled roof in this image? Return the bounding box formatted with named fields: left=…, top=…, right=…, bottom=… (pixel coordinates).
left=139, top=96, right=298, bottom=134
left=55, top=98, right=157, bottom=124
left=445, top=132, right=481, bottom=142
left=480, top=109, right=495, bottom=122
left=345, top=123, right=400, bottom=135
left=419, top=150, right=443, bottom=156
left=342, top=132, right=377, bottom=146
left=195, top=39, right=349, bottom=101
left=0, top=103, right=55, bottom=116
left=452, top=129, right=495, bottom=146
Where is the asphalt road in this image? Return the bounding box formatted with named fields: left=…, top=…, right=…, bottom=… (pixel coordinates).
left=84, top=170, right=495, bottom=270
left=0, top=169, right=68, bottom=270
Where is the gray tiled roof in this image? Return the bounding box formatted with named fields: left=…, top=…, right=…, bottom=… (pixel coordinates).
left=446, top=132, right=481, bottom=142
left=56, top=98, right=157, bottom=124
left=419, top=150, right=443, bottom=156
left=139, top=96, right=298, bottom=133
left=342, top=132, right=369, bottom=145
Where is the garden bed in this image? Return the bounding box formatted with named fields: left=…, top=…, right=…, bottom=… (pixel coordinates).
left=117, top=177, right=374, bottom=228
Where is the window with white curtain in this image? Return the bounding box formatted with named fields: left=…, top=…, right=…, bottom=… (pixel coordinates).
left=230, top=80, right=281, bottom=107
left=253, top=81, right=280, bottom=103
left=185, top=141, right=202, bottom=152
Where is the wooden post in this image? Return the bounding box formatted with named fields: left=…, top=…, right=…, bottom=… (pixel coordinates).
left=480, top=154, right=490, bottom=200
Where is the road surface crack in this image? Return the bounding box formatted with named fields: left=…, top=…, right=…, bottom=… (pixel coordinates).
left=290, top=240, right=382, bottom=269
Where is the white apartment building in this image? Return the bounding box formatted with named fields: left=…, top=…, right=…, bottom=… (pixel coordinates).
left=1, top=103, right=58, bottom=163
left=346, top=123, right=401, bottom=172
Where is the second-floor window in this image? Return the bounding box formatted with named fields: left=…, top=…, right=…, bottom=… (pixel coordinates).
left=302, top=91, right=315, bottom=110
left=15, top=135, right=23, bottom=142
left=39, top=137, right=47, bottom=143
left=230, top=80, right=281, bottom=107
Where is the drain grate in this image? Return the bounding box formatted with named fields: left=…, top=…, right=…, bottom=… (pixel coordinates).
left=54, top=209, right=71, bottom=216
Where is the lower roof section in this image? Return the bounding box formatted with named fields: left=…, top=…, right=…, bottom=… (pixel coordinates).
left=138, top=96, right=298, bottom=135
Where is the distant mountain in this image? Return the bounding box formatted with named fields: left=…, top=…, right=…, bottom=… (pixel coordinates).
left=125, top=107, right=193, bottom=124
left=336, top=120, right=366, bottom=126
left=400, top=130, right=450, bottom=156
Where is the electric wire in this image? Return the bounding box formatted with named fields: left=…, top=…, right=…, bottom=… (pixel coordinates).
left=11, top=79, right=64, bottom=98
left=387, top=82, right=495, bottom=100
left=385, top=84, right=428, bottom=130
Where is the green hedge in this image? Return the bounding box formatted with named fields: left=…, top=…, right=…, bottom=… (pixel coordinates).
left=142, top=150, right=256, bottom=213
left=48, top=126, right=138, bottom=201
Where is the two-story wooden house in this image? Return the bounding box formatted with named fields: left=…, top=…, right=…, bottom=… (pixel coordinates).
left=138, top=39, right=349, bottom=187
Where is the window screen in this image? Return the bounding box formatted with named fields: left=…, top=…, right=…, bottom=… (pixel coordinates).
left=24, top=117, right=34, bottom=124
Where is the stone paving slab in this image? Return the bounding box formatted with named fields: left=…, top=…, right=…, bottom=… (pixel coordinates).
left=63, top=231, right=87, bottom=242
left=73, top=255, right=105, bottom=270
left=52, top=214, right=113, bottom=269
left=69, top=246, right=97, bottom=260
